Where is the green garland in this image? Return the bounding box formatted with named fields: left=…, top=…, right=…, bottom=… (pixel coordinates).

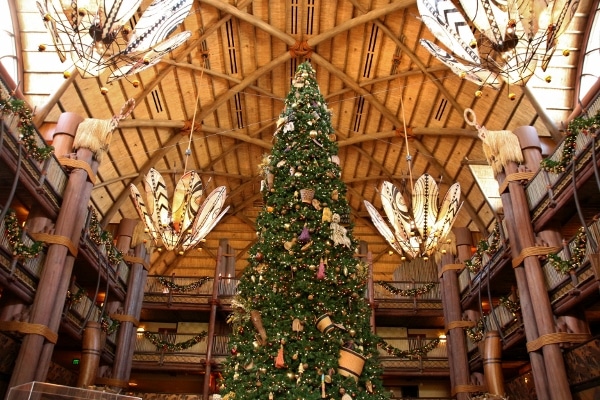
left=378, top=337, right=441, bottom=358
left=4, top=209, right=43, bottom=259
left=158, top=276, right=212, bottom=292
left=67, top=287, right=86, bottom=305
left=0, top=94, right=54, bottom=161
left=376, top=281, right=435, bottom=297
left=465, top=224, right=501, bottom=274
left=547, top=227, right=587, bottom=275
left=498, top=295, right=520, bottom=314
left=465, top=317, right=486, bottom=343
left=101, top=315, right=121, bottom=335
left=540, top=111, right=600, bottom=174
left=144, top=331, right=208, bottom=352
left=88, top=209, right=124, bottom=266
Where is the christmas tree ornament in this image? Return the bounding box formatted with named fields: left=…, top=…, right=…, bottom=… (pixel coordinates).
left=316, top=314, right=335, bottom=334
left=275, top=345, right=285, bottom=368
left=317, top=258, right=326, bottom=279
left=250, top=310, right=267, bottom=345
left=300, top=188, right=315, bottom=203
left=331, top=189, right=339, bottom=201
left=292, top=318, right=304, bottom=332
left=301, top=241, right=313, bottom=251
left=322, top=207, right=332, bottom=222
left=312, top=198, right=322, bottom=210
left=298, top=226, right=311, bottom=242
left=330, top=214, right=352, bottom=247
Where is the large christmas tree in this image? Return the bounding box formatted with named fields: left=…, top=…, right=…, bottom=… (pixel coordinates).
left=220, top=62, right=387, bottom=400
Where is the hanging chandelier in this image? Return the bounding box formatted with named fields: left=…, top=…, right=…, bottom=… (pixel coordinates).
left=417, top=0, right=580, bottom=93
left=129, top=67, right=228, bottom=254
left=130, top=168, right=229, bottom=253
left=364, top=175, right=462, bottom=260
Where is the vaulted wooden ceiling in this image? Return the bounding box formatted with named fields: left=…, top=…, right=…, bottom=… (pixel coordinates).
left=13, top=0, right=597, bottom=280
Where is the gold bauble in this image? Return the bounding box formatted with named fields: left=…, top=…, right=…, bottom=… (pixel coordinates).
left=545, top=76, right=552, bottom=83
left=307, top=294, right=314, bottom=300
left=349, top=329, right=356, bottom=337
left=508, top=92, right=516, bottom=100
left=475, top=90, right=482, bottom=98
left=563, top=49, right=570, bottom=56
left=132, top=79, right=140, bottom=88
left=38, top=44, right=47, bottom=52
left=63, top=70, right=71, bottom=79
left=100, top=87, right=109, bottom=95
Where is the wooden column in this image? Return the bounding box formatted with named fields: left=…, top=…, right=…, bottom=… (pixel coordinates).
left=501, top=126, right=572, bottom=400
left=204, top=245, right=224, bottom=400
left=497, top=171, right=550, bottom=400
left=112, top=241, right=148, bottom=391
left=10, top=143, right=95, bottom=387
left=52, top=112, right=83, bottom=157
left=440, top=228, right=470, bottom=400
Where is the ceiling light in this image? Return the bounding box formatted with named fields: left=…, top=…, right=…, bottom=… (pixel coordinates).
left=417, top=0, right=580, bottom=91
left=129, top=75, right=229, bottom=253
left=364, top=176, right=461, bottom=260
left=364, top=96, right=461, bottom=260
left=130, top=168, right=229, bottom=252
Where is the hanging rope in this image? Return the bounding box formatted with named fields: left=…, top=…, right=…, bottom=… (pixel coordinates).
left=183, top=65, right=206, bottom=175
left=399, top=95, right=414, bottom=195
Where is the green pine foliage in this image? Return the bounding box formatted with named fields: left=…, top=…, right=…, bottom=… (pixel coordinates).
left=220, top=63, right=388, bottom=400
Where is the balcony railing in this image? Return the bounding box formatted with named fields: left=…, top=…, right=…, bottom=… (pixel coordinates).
left=132, top=331, right=215, bottom=365
left=0, top=207, right=46, bottom=292
left=1, top=77, right=68, bottom=211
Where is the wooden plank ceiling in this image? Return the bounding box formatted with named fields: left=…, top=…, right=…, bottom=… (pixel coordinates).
left=16, top=0, right=594, bottom=280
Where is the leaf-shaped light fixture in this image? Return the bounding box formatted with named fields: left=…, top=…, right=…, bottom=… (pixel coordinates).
left=36, top=0, right=194, bottom=84
left=364, top=174, right=462, bottom=260
left=417, top=0, right=580, bottom=93
left=130, top=168, right=229, bottom=253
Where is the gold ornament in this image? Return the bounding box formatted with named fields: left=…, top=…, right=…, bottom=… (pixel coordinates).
left=101, top=87, right=109, bottom=95
left=508, top=92, right=516, bottom=100
left=563, top=49, right=570, bottom=56
left=132, top=80, right=140, bottom=88
left=349, top=329, right=356, bottom=337
left=38, top=44, right=47, bottom=51
left=63, top=70, right=71, bottom=79
left=475, top=90, right=482, bottom=98
left=545, top=76, right=552, bottom=83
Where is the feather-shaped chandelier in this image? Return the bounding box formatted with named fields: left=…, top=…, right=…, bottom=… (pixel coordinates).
left=130, top=168, right=229, bottom=253
left=364, top=176, right=462, bottom=260
left=36, top=0, right=193, bottom=86
left=129, top=66, right=228, bottom=254
left=417, top=0, right=580, bottom=95
left=364, top=93, right=462, bottom=260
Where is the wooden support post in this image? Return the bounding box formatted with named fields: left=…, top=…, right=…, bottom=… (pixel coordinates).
left=111, top=219, right=148, bottom=391
left=498, top=171, right=551, bottom=400
left=204, top=245, right=223, bottom=400
left=10, top=139, right=95, bottom=386
left=440, top=228, right=470, bottom=400
left=501, top=126, right=572, bottom=400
